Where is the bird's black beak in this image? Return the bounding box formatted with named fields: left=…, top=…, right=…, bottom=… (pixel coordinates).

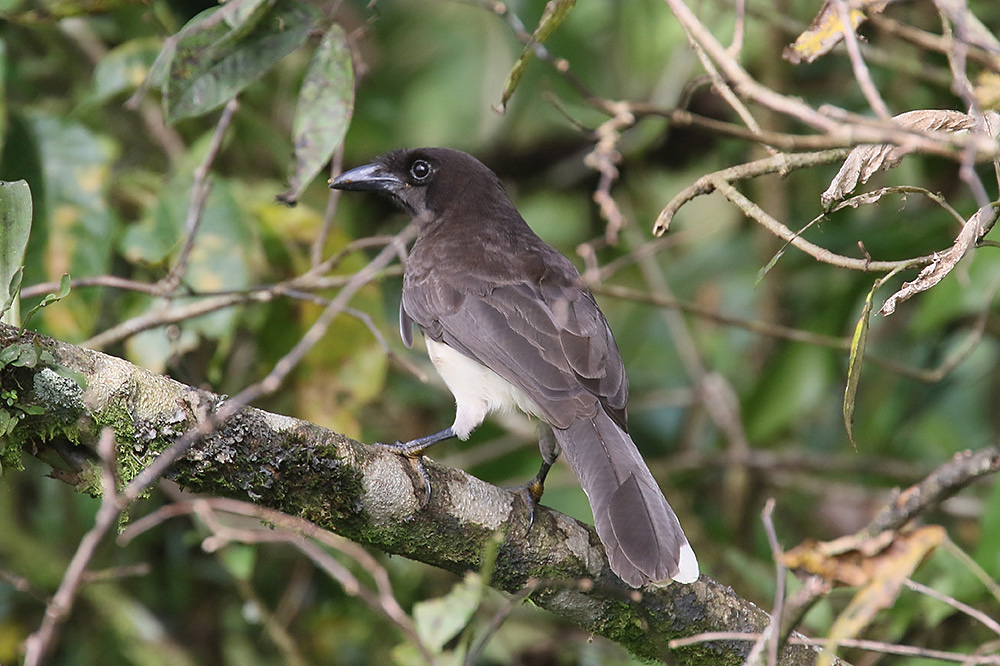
left=329, top=162, right=403, bottom=193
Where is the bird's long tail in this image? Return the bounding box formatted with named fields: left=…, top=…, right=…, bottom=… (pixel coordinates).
left=552, top=410, right=698, bottom=587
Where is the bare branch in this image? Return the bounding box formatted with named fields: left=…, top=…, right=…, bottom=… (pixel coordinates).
left=159, top=98, right=239, bottom=295
left=833, top=0, right=892, bottom=119
left=21, top=429, right=120, bottom=666
left=860, top=447, right=1000, bottom=538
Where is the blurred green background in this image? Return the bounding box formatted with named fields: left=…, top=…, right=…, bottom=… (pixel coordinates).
left=1, top=0, right=999, bottom=663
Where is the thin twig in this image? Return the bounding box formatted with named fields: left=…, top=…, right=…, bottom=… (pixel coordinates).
left=654, top=149, right=848, bottom=235
left=22, top=225, right=419, bottom=661
left=686, top=30, right=776, bottom=155
left=584, top=103, right=634, bottom=243
left=592, top=280, right=993, bottom=384
left=670, top=632, right=1000, bottom=664
left=21, top=233, right=404, bottom=300
left=312, top=143, right=346, bottom=269
left=727, top=0, right=747, bottom=57
left=904, top=578, right=1000, bottom=637
left=469, top=0, right=599, bottom=103
left=660, top=0, right=999, bottom=160
left=21, top=275, right=183, bottom=300
left=711, top=177, right=932, bottom=272
left=120, top=224, right=418, bottom=506
left=21, top=429, right=119, bottom=666
left=868, top=13, right=1000, bottom=73
left=860, top=446, right=1000, bottom=539
left=763, top=499, right=786, bottom=666
left=121, top=497, right=439, bottom=665
left=833, top=0, right=891, bottom=119
left=159, top=98, right=239, bottom=295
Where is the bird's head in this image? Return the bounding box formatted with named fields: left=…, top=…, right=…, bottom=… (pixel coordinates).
left=330, top=147, right=508, bottom=218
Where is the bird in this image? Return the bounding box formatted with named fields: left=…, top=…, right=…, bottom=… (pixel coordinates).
left=330, top=147, right=698, bottom=587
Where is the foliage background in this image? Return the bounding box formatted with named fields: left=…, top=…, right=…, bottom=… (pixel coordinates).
left=1, top=0, right=999, bottom=664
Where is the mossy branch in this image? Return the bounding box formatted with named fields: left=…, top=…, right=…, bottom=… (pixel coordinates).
left=0, top=322, right=829, bottom=665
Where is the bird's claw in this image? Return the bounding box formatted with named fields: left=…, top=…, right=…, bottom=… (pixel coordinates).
left=509, top=477, right=546, bottom=536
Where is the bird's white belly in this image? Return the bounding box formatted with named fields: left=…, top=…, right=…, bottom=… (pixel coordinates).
left=424, top=338, right=542, bottom=439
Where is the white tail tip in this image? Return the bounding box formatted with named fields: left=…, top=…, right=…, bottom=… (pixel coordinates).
left=672, top=543, right=700, bottom=584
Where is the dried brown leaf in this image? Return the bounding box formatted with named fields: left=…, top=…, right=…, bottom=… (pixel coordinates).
left=879, top=205, right=998, bottom=315
left=780, top=525, right=943, bottom=586
left=821, top=109, right=982, bottom=207
left=820, top=526, right=945, bottom=666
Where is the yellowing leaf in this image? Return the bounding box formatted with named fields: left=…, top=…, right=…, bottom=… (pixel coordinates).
left=496, top=0, right=575, bottom=113
left=783, top=0, right=890, bottom=65
left=843, top=267, right=905, bottom=443
left=811, top=526, right=946, bottom=666
left=843, top=279, right=876, bottom=448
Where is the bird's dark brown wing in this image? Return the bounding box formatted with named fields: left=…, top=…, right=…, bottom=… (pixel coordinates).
left=402, top=267, right=628, bottom=431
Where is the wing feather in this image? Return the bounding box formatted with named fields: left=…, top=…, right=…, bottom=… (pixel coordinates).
left=403, top=267, right=628, bottom=429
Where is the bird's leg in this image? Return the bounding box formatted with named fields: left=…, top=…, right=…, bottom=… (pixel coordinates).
left=381, top=426, right=457, bottom=455
left=510, top=424, right=561, bottom=532
left=376, top=427, right=457, bottom=506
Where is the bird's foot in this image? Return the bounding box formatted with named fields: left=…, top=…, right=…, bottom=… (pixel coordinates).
left=509, top=480, right=545, bottom=535
left=508, top=462, right=550, bottom=536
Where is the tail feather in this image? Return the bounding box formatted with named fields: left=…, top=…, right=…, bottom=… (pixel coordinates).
left=553, top=410, right=698, bottom=587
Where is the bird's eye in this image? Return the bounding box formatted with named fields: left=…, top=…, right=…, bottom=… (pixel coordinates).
left=409, top=160, right=432, bottom=182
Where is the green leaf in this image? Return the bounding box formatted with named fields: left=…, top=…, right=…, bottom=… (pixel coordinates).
left=0, top=408, right=14, bottom=438
left=843, top=266, right=906, bottom=447
left=843, top=280, right=877, bottom=448
left=86, top=37, right=164, bottom=106
left=1, top=267, right=23, bottom=325
left=497, top=0, right=576, bottom=112
left=21, top=273, right=71, bottom=328
left=0, top=38, right=8, bottom=155
left=0, top=343, right=21, bottom=369
left=217, top=544, right=256, bottom=582
left=9, top=343, right=37, bottom=368
left=164, top=1, right=320, bottom=123
left=121, top=176, right=254, bottom=371
left=0, top=180, right=31, bottom=326
left=412, top=573, right=482, bottom=653
left=278, top=24, right=354, bottom=204
left=755, top=246, right=785, bottom=285
left=28, top=115, right=118, bottom=336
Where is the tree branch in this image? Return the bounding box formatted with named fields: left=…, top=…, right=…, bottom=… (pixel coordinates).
left=0, top=322, right=831, bottom=665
